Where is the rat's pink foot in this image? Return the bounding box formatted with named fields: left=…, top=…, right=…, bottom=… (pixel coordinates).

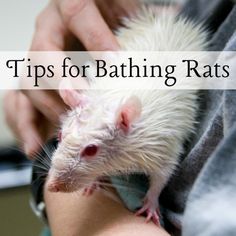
left=135, top=198, right=161, bottom=226
left=83, top=182, right=100, bottom=196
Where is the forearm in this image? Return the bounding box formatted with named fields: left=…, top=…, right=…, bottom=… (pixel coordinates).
left=44, top=187, right=169, bottom=236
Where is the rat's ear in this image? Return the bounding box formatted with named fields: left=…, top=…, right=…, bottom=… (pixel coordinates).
left=59, top=80, right=88, bottom=108
left=116, top=96, right=142, bottom=134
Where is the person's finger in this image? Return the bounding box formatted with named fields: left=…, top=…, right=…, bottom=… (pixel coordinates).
left=24, top=2, right=71, bottom=124
left=31, top=1, right=67, bottom=51
left=22, top=90, right=67, bottom=124
left=16, top=92, right=44, bottom=157
left=4, top=91, right=43, bottom=157
left=3, top=91, right=19, bottom=137
left=27, top=1, right=89, bottom=94
left=58, top=0, right=120, bottom=51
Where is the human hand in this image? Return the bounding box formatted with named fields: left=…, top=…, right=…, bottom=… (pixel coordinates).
left=4, top=91, right=65, bottom=158
left=31, top=0, right=139, bottom=52
left=4, top=0, right=139, bottom=158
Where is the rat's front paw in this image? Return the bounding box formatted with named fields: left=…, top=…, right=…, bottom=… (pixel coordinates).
left=135, top=197, right=161, bottom=226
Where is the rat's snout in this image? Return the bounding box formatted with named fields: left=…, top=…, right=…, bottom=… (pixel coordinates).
left=47, top=176, right=82, bottom=193
left=46, top=168, right=71, bottom=193
left=46, top=166, right=83, bottom=193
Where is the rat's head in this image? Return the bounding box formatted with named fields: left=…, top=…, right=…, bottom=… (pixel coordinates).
left=47, top=89, right=142, bottom=193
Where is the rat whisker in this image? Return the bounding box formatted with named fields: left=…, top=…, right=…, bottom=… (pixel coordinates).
left=31, top=176, right=47, bottom=187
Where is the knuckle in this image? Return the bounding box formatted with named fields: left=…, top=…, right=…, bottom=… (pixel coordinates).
left=31, top=39, right=44, bottom=51
left=30, top=35, right=50, bottom=51
left=61, top=0, right=88, bottom=22
left=87, top=30, right=106, bottom=49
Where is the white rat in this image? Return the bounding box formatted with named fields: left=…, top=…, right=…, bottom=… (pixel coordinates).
left=46, top=8, right=207, bottom=225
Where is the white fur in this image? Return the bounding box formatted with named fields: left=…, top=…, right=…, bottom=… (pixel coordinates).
left=49, top=8, right=207, bottom=193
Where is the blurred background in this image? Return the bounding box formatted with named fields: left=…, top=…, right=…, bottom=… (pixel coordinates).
left=0, top=1, right=48, bottom=235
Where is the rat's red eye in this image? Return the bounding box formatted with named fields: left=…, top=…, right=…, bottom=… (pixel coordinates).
left=81, top=145, right=98, bottom=157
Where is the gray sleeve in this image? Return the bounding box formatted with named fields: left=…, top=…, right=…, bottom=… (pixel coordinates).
left=181, top=0, right=235, bottom=44
left=183, top=35, right=236, bottom=236
left=183, top=122, right=236, bottom=236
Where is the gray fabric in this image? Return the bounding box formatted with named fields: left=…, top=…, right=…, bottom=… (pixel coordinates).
left=181, top=0, right=235, bottom=29
left=112, top=1, right=236, bottom=235
left=183, top=124, right=236, bottom=236
left=209, top=6, right=236, bottom=51
left=182, top=19, right=236, bottom=235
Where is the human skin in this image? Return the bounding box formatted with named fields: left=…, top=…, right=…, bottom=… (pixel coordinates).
left=44, top=187, right=170, bottom=236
